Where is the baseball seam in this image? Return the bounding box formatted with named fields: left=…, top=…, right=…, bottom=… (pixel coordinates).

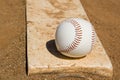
left=91, top=28, right=96, bottom=46
left=60, top=19, right=82, bottom=53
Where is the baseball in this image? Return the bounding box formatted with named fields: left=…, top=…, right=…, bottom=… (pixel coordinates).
left=55, top=18, right=96, bottom=58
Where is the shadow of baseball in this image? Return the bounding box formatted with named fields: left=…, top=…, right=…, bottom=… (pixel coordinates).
left=46, top=39, right=86, bottom=60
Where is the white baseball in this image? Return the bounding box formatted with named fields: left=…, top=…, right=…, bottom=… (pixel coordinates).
left=55, top=18, right=96, bottom=58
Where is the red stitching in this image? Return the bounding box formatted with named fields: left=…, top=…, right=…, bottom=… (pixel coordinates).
left=91, top=28, right=95, bottom=46
left=59, top=19, right=82, bottom=53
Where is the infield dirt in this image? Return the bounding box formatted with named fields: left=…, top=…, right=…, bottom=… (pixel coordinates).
left=0, top=0, right=120, bottom=80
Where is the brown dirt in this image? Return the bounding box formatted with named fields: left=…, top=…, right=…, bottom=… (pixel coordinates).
left=0, top=0, right=120, bottom=80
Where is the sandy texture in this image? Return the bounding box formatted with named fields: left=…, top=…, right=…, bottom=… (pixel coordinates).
left=27, top=0, right=112, bottom=79
left=0, top=0, right=120, bottom=80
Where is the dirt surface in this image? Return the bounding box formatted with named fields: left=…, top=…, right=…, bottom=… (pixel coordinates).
left=0, top=0, right=120, bottom=80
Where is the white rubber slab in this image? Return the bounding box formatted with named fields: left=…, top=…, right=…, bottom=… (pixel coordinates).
left=27, top=0, right=113, bottom=78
